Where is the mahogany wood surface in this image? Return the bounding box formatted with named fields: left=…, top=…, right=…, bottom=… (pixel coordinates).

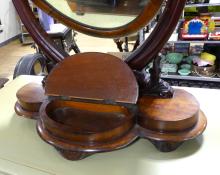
left=37, top=120, right=137, bottom=153
left=12, top=0, right=207, bottom=159
left=15, top=102, right=40, bottom=120
left=45, top=53, right=138, bottom=105
left=138, top=110, right=207, bottom=142
left=55, top=147, right=94, bottom=160
left=15, top=83, right=45, bottom=119
left=138, top=111, right=207, bottom=151
left=40, top=99, right=135, bottom=144
left=138, top=89, right=200, bottom=132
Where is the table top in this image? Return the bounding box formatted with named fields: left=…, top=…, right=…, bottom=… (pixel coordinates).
left=0, top=75, right=219, bottom=175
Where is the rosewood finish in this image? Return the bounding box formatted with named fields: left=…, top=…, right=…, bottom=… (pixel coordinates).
left=137, top=89, right=207, bottom=152
left=15, top=83, right=45, bottom=119
left=44, top=53, right=138, bottom=104
left=13, top=0, right=207, bottom=160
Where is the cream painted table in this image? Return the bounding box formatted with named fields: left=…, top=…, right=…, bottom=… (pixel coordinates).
left=0, top=75, right=219, bottom=175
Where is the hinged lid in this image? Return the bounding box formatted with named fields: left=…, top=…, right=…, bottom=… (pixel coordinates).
left=45, top=52, right=138, bottom=105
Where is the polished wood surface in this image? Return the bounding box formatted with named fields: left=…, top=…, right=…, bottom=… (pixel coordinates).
left=138, top=89, right=200, bottom=132
left=12, top=0, right=207, bottom=160
left=45, top=53, right=138, bottom=104
left=37, top=120, right=137, bottom=158
left=40, top=99, right=135, bottom=143
left=15, top=83, right=45, bottom=119
left=138, top=110, right=207, bottom=142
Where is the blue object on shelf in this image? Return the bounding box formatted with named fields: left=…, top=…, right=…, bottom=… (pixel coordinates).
left=188, top=20, right=203, bottom=35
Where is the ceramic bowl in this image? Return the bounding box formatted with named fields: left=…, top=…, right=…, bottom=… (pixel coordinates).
left=180, top=64, right=191, bottom=70
left=178, top=69, right=191, bottom=76
left=166, top=53, right=183, bottom=64
left=185, top=56, right=195, bottom=64
left=192, top=65, right=216, bottom=77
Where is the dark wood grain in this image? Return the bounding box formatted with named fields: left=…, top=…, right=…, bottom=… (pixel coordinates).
left=137, top=89, right=207, bottom=152
left=37, top=120, right=138, bottom=160
left=45, top=53, right=138, bottom=105
left=40, top=99, right=135, bottom=144
left=15, top=83, right=45, bottom=119
left=138, top=111, right=207, bottom=151
left=138, top=110, right=207, bottom=142
left=138, top=89, right=200, bottom=132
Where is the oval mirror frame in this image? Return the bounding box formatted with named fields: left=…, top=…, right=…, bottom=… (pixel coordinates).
left=13, top=0, right=186, bottom=70
left=31, top=0, right=164, bottom=38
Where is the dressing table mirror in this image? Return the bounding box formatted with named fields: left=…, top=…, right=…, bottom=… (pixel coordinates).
left=13, top=0, right=207, bottom=160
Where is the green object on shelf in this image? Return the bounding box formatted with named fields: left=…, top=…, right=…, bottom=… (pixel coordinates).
left=161, top=64, right=178, bottom=73
left=178, top=69, right=191, bottom=76
left=166, top=53, right=183, bottom=64
left=185, top=56, right=194, bottom=64
left=180, top=64, right=191, bottom=70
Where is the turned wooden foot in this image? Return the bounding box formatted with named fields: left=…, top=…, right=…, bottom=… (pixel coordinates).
left=148, top=139, right=183, bottom=152
left=55, top=147, right=93, bottom=160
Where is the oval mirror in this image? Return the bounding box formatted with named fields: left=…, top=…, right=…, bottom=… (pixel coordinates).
left=32, top=0, right=164, bottom=37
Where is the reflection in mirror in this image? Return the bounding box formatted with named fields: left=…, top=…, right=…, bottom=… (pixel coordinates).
left=45, top=0, right=150, bottom=28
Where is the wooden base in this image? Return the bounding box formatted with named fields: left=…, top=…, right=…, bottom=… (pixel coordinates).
left=137, top=89, right=207, bottom=152
left=148, top=139, right=183, bottom=152
left=138, top=89, right=200, bottom=133
left=37, top=120, right=138, bottom=160
left=55, top=147, right=93, bottom=160
left=14, top=102, right=39, bottom=119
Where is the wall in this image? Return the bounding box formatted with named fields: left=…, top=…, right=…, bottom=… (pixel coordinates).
left=0, top=0, right=20, bottom=44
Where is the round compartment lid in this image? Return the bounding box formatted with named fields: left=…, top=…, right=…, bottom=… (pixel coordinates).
left=45, top=52, right=138, bottom=104
left=138, top=89, right=200, bottom=133
left=15, top=83, right=45, bottom=119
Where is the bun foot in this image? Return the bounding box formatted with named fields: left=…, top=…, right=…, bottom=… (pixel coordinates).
left=55, top=147, right=93, bottom=160
left=148, top=139, right=183, bottom=152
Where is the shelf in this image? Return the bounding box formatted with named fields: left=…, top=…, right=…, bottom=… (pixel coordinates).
left=168, top=40, right=220, bottom=44
left=167, top=34, right=220, bottom=44
left=161, top=74, right=220, bottom=82
left=185, top=3, right=220, bottom=8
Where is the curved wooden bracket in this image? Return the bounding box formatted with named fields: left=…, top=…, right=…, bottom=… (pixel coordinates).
left=126, top=0, right=187, bottom=70
left=12, top=0, right=68, bottom=63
